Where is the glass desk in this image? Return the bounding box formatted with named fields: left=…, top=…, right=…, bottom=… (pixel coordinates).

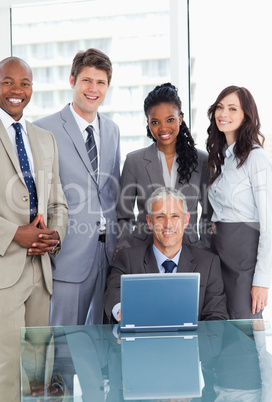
left=20, top=320, right=272, bottom=401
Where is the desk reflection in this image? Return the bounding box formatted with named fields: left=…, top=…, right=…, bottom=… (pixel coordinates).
left=121, top=332, right=202, bottom=400
left=21, top=320, right=272, bottom=401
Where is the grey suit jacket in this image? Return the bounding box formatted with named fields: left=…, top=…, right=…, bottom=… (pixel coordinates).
left=34, top=104, right=120, bottom=283
left=0, top=119, right=68, bottom=293
left=117, top=143, right=212, bottom=248
left=104, top=244, right=229, bottom=321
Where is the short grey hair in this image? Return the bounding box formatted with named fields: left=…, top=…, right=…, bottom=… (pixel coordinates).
left=146, top=187, right=188, bottom=216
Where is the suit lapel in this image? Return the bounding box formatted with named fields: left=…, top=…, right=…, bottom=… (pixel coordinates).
left=177, top=245, right=197, bottom=273
left=143, top=245, right=159, bottom=273
left=98, top=113, right=113, bottom=188
left=60, top=105, right=98, bottom=186
left=27, top=121, right=43, bottom=198
left=0, top=119, right=25, bottom=185
left=143, top=243, right=196, bottom=274
left=144, top=143, right=165, bottom=191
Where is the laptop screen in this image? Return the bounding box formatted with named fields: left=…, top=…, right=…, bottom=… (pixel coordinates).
left=120, top=272, right=200, bottom=332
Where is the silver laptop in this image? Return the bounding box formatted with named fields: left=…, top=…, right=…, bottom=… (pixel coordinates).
left=120, top=272, right=200, bottom=332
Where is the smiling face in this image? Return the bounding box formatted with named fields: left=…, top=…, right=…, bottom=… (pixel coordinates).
left=69, top=66, right=109, bottom=122
left=0, top=59, right=33, bottom=121
left=146, top=196, right=190, bottom=258
left=214, top=92, right=245, bottom=146
left=147, top=102, right=182, bottom=151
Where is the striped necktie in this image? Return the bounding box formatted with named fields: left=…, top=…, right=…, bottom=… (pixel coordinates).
left=85, top=125, right=98, bottom=178
left=13, top=122, right=38, bottom=222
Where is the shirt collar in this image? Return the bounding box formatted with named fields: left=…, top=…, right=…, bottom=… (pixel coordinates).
left=225, top=142, right=236, bottom=158
left=152, top=244, right=181, bottom=269
left=0, top=108, right=27, bottom=134
left=69, top=103, right=99, bottom=135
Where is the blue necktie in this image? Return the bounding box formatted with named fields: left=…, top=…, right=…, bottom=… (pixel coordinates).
left=85, top=125, right=98, bottom=178
left=13, top=123, right=38, bottom=222
left=162, top=260, right=176, bottom=273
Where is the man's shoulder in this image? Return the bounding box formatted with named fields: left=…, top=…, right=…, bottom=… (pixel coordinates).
left=98, top=112, right=120, bottom=133
left=26, top=120, right=54, bottom=139
left=33, top=105, right=69, bottom=128
left=118, top=244, right=149, bottom=259
left=184, top=243, right=218, bottom=262
left=112, top=244, right=152, bottom=275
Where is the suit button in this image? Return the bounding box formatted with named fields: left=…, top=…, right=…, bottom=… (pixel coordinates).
left=23, top=196, right=28, bottom=202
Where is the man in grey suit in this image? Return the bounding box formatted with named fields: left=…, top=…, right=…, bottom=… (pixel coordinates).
left=0, top=57, right=68, bottom=400
left=104, top=187, right=228, bottom=322
left=34, top=48, right=120, bottom=325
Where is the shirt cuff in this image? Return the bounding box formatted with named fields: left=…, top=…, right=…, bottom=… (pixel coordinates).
left=252, top=271, right=271, bottom=288
left=112, top=303, right=121, bottom=321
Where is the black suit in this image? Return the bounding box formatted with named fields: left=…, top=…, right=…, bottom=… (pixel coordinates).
left=104, top=244, right=229, bottom=321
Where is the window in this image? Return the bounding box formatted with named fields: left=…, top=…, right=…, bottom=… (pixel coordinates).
left=11, top=0, right=175, bottom=163
left=189, top=0, right=272, bottom=156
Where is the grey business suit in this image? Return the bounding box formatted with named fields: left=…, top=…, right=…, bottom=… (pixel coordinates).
left=104, top=244, right=229, bottom=321
left=117, top=143, right=212, bottom=248
left=34, top=104, right=120, bottom=325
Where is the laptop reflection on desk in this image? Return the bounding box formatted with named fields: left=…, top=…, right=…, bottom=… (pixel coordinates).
left=120, top=273, right=200, bottom=333
left=121, top=332, right=202, bottom=400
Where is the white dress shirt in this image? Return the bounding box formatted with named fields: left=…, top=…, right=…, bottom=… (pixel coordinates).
left=70, top=103, right=100, bottom=167
left=0, top=108, right=35, bottom=179
left=70, top=103, right=106, bottom=231
left=208, top=142, right=272, bottom=287
left=152, top=244, right=181, bottom=273
left=157, top=147, right=178, bottom=187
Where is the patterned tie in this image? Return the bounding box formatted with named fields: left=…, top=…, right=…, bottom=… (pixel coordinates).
left=85, top=125, right=98, bottom=178
left=162, top=260, right=176, bottom=273
left=13, top=123, right=38, bottom=222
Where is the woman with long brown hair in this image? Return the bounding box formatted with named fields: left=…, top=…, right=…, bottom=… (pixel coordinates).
left=207, top=85, right=272, bottom=319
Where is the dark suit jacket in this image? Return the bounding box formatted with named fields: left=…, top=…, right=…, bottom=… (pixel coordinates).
left=116, top=143, right=212, bottom=248
left=104, top=243, right=229, bottom=321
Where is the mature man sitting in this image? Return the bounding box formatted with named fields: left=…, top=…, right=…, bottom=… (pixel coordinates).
left=104, top=187, right=228, bottom=322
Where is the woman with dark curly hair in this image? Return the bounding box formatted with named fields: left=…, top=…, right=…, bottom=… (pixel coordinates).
left=116, top=83, right=212, bottom=251
left=207, top=85, right=272, bottom=319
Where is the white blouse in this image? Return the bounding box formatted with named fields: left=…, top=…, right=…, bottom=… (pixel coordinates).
left=208, top=142, right=272, bottom=288
left=157, top=147, right=178, bottom=187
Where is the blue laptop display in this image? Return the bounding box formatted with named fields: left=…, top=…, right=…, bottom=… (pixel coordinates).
left=120, top=272, right=200, bottom=332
